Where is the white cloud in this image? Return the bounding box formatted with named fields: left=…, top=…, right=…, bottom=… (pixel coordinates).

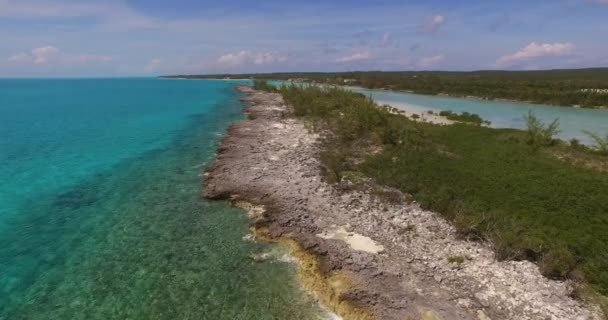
left=8, top=46, right=114, bottom=66
left=336, top=51, right=371, bottom=63
left=497, top=42, right=576, bottom=66
left=141, top=51, right=288, bottom=74
left=31, top=46, right=60, bottom=64
left=216, top=51, right=250, bottom=67
left=380, top=32, right=393, bottom=47
left=215, top=50, right=287, bottom=68
left=418, top=55, right=445, bottom=67
left=418, top=15, right=446, bottom=34
left=8, top=46, right=60, bottom=64
left=8, top=52, right=31, bottom=62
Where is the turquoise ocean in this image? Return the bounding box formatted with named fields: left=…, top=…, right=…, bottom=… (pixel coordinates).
left=0, top=78, right=325, bottom=319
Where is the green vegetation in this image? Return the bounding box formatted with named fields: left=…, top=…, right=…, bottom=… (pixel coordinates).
left=252, top=79, right=276, bottom=92
left=278, top=84, right=608, bottom=295
left=524, top=110, right=561, bottom=147
left=447, top=255, right=466, bottom=265
left=438, top=111, right=490, bottom=126
left=584, top=131, right=608, bottom=155
left=166, top=68, right=608, bottom=108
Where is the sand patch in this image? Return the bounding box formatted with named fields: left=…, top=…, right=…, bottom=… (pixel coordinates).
left=376, top=100, right=453, bottom=125
left=317, top=227, right=385, bottom=254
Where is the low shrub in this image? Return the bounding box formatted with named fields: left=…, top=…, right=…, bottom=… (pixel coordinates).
left=524, top=110, right=560, bottom=147
left=253, top=80, right=276, bottom=92
left=584, top=130, right=608, bottom=155
left=447, top=255, right=466, bottom=264
left=539, top=245, right=577, bottom=279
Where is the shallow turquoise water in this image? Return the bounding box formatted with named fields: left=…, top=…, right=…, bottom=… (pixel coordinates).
left=352, top=87, right=608, bottom=144
left=0, top=78, right=324, bottom=319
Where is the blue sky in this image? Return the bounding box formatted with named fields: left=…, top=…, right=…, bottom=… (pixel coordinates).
left=1, top=0, right=607, bottom=77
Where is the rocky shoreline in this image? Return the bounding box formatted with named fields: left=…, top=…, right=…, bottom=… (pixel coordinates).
left=203, top=86, right=603, bottom=320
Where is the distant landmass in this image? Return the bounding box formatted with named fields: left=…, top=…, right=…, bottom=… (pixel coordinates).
left=162, top=68, right=608, bottom=108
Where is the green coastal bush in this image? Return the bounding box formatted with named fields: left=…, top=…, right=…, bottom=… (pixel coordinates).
left=253, top=80, right=276, bottom=92
left=279, top=84, right=608, bottom=295
left=524, top=110, right=561, bottom=147
left=584, top=130, right=608, bottom=155
left=438, top=110, right=490, bottom=125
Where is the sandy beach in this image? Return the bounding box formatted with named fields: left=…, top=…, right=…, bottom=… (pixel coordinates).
left=375, top=100, right=453, bottom=125
left=203, top=86, right=603, bottom=320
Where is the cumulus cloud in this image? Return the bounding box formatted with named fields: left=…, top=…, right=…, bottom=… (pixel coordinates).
left=418, top=55, right=445, bottom=67
left=215, top=50, right=287, bottom=68
left=418, top=15, right=446, bottom=34
left=8, top=46, right=60, bottom=64
left=8, top=46, right=114, bottom=65
left=336, top=52, right=371, bottom=63
left=497, top=42, right=576, bottom=66
left=380, top=32, right=393, bottom=47
left=32, top=46, right=60, bottom=63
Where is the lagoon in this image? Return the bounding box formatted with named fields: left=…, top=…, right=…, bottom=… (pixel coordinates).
left=352, top=87, right=608, bottom=144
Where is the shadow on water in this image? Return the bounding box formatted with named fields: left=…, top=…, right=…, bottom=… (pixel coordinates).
left=0, top=90, right=325, bottom=320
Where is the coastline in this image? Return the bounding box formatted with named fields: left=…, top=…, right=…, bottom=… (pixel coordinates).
left=375, top=99, right=453, bottom=125
left=203, top=86, right=604, bottom=320
left=346, top=85, right=608, bottom=110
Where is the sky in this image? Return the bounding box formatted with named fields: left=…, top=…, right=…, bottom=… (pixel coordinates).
left=1, top=0, right=607, bottom=77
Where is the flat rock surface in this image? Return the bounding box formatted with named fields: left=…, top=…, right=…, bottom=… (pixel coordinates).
left=204, top=86, right=603, bottom=320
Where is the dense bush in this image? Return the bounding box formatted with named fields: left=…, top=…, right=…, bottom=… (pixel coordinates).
left=279, top=84, right=608, bottom=295
left=438, top=110, right=490, bottom=125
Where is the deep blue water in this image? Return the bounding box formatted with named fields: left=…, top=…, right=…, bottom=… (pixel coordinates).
left=0, top=79, right=324, bottom=319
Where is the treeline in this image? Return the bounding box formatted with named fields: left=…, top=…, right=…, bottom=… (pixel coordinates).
left=272, top=83, right=608, bottom=298
left=164, top=68, right=608, bottom=108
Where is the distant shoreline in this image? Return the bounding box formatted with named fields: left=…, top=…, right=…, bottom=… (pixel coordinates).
left=159, top=75, right=608, bottom=112
left=356, top=86, right=608, bottom=110
left=159, top=76, right=252, bottom=81
left=160, top=68, right=608, bottom=109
